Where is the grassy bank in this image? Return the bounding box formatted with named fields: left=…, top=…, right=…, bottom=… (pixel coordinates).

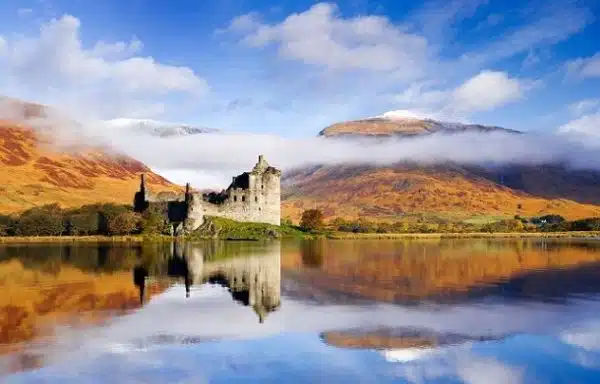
left=190, top=216, right=311, bottom=240
left=327, top=231, right=600, bottom=240
left=1, top=229, right=599, bottom=243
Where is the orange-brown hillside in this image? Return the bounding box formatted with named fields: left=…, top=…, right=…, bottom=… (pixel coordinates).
left=283, top=114, right=600, bottom=222
left=319, top=115, right=519, bottom=138
left=282, top=164, right=600, bottom=221
left=0, top=120, right=180, bottom=214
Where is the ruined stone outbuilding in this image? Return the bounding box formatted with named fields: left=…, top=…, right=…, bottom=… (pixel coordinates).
left=133, top=155, right=281, bottom=233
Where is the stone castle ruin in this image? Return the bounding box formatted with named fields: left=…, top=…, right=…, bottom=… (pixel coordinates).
left=134, top=155, right=281, bottom=233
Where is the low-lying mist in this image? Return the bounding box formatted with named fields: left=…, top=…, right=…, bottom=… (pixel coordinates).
left=4, top=100, right=600, bottom=190
left=95, top=123, right=600, bottom=189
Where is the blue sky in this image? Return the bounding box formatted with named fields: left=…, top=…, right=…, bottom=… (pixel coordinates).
left=0, top=0, right=599, bottom=137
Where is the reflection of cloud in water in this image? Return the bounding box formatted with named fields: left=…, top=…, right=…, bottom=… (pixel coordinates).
left=12, top=288, right=600, bottom=372
left=5, top=240, right=600, bottom=382
left=382, top=347, right=439, bottom=363
left=561, top=321, right=600, bottom=351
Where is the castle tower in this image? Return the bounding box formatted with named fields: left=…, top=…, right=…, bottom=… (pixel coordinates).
left=133, top=173, right=149, bottom=213
left=253, top=154, right=269, bottom=173
left=185, top=182, right=191, bottom=204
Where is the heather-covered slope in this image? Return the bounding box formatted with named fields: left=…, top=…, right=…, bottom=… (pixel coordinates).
left=281, top=164, right=600, bottom=221
left=0, top=121, right=180, bottom=214
left=282, top=113, right=600, bottom=222
left=319, top=113, right=520, bottom=138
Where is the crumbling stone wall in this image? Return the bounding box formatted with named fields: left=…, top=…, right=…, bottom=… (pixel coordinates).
left=134, top=155, right=281, bottom=231
left=186, top=158, right=281, bottom=229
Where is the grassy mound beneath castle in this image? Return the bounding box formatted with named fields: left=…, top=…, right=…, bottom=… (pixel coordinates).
left=190, top=216, right=309, bottom=240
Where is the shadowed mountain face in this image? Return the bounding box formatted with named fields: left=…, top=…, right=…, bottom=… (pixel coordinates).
left=468, top=164, right=600, bottom=205
left=0, top=98, right=181, bottom=213
left=282, top=115, right=600, bottom=221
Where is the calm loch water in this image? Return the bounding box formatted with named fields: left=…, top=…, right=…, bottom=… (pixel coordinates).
left=2, top=239, right=600, bottom=383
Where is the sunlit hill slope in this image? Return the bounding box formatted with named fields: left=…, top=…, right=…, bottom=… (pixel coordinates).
left=282, top=114, right=600, bottom=222
left=0, top=99, right=180, bottom=214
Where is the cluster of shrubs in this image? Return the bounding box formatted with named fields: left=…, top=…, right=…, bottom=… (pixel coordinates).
left=527, top=214, right=600, bottom=232
left=0, top=203, right=171, bottom=237
left=330, top=217, right=486, bottom=234
left=291, top=210, right=600, bottom=234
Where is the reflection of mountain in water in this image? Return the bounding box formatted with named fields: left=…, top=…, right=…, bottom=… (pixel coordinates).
left=135, top=241, right=281, bottom=323
left=321, top=327, right=502, bottom=356
left=282, top=239, right=600, bottom=305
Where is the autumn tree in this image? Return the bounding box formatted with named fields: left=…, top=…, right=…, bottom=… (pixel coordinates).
left=300, top=209, right=324, bottom=232
left=106, top=211, right=140, bottom=235
left=95, top=204, right=140, bottom=235
left=66, top=212, right=100, bottom=235
left=0, top=215, right=16, bottom=236
left=15, top=204, right=65, bottom=236
left=140, top=211, right=169, bottom=234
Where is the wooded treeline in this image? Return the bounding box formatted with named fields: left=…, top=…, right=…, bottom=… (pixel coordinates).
left=0, top=203, right=170, bottom=237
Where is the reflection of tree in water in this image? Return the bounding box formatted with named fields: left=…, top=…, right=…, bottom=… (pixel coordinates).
left=301, top=240, right=324, bottom=268
left=135, top=241, right=282, bottom=323
left=0, top=241, right=280, bottom=322
left=167, top=243, right=192, bottom=298
left=133, top=265, right=148, bottom=304
left=0, top=244, right=142, bottom=274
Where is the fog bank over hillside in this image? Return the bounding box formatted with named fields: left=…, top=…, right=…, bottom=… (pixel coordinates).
left=99, top=123, right=600, bottom=190
left=3, top=99, right=600, bottom=190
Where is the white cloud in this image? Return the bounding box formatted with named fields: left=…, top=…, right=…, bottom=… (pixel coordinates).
left=226, top=12, right=262, bottom=33
left=448, top=70, right=524, bottom=114
left=567, top=53, right=600, bottom=79
left=385, top=71, right=527, bottom=121
left=389, top=81, right=449, bottom=108
left=0, top=14, right=207, bottom=119
left=410, top=0, right=488, bottom=41
left=558, top=113, right=600, bottom=137
left=462, top=4, right=592, bottom=66
left=0, top=36, right=6, bottom=54
left=227, top=3, right=428, bottom=75
left=90, top=38, right=143, bottom=58
left=568, top=98, right=600, bottom=116
left=17, top=8, right=33, bottom=17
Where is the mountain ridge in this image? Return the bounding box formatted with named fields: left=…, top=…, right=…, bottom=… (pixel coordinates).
left=104, top=118, right=219, bottom=137
left=318, top=112, right=521, bottom=138
left=281, top=113, right=600, bottom=222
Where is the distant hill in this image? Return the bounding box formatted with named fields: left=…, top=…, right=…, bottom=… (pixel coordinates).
left=0, top=98, right=181, bottom=214
left=104, top=118, right=219, bottom=137
left=282, top=112, right=600, bottom=222
left=318, top=111, right=520, bottom=138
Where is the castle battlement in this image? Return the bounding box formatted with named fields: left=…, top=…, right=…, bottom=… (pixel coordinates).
left=134, top=155, right=281, bottom=233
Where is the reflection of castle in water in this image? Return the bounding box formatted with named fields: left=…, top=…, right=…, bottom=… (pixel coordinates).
left=134, top=241, right=281, bottom=323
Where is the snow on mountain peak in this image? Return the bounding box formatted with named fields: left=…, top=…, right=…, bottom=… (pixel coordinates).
left=104, top=118, right=219, bottom=137
left=378, top=110, right=431, bottom=121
